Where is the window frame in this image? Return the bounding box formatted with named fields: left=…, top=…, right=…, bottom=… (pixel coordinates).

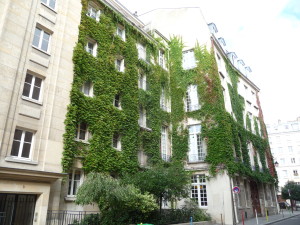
left=191, top=174, right=208, bottom=207
left=75, top=123, right=89, bottom=142
left=41, top=0, right=57, bottom=11
left=81, top=81, right=93, bottom=97
left=67, top=169, right=83, bottom=197
left=137, top=43, right=147, bottom=61
left=114, top=94, right=121, bottom=109
left=32, top=27, right=52, bottom=53
left=138, top=73, right=147, bottom=90
left=182, top=49, right=196, bottom=70
left=116, top=25, right=126, bottom=41
left=185, top=85, right=200, bottom=112
left=115, top=57, right=125, bottom=72
left=161, top=126, right=171, bottom=162
left=87, top=3, right=101, bottom=22
left=10, top=128, right=34, bottom=160
left=158, top=49, right=166, bottom=69
left=112, top=133, right=121, bottom=151
left=85, top=40, right=97, bottom=57
left=188, top=124, right=206, bottom=162
left=22, top=73, right=43, bottom=103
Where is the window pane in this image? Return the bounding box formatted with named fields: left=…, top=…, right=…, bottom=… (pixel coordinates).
left=22, top=83, right=31, bottom=97
left=79, top=130, right=86, bottom=140
left=21, top=143, right=31, bottom=158
left=49, top=0, right=56, bottom=9
left=34, top=77, right=42, bottom=87
left=32, top=86, right=41, bottom=100
left=11, top=141, right=21, bottom=156
left=24, top=131, right=33, bottom=143
left=33, top=28, right=42, bottom=47
left=14, top=129, right=23, bottom=141
left=41, top=32, right=50, bottom=52
left=41, top=0, right=47, bottom=4
left=25, top=74, right=33, bottom=84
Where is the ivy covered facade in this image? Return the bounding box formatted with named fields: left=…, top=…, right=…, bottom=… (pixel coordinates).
left=59, top=1, right=278, bottom=224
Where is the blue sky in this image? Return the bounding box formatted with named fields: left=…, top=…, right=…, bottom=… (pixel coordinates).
left=118, top=0, right=300, bottom=124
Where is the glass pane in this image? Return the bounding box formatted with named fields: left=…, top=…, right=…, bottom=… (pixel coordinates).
left=21, top=143, right=31, bottom=158
left=24, top=131, right=33, bottom=142
left=32, top=28, right=42, bottom=47
left=22, top=83, right=31, bottom=97
left=32, top=87, right=40, bottom=100
left=41, top=0, right=47, bottom=4
left=11, top=141, right=20, bottom=156
left=34, top=77, right=42, bottom=87
left=25, top=74, right=33, bottom=83
left=49, top=0, right=56, bottom=9
left=14, top=129, right=23, bottom=141
left=41, top=32, right=50, bottom=52
left=79, top=130, right=86, bottom=140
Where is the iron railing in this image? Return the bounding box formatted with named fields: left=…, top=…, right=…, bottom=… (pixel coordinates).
left=46, top=210, right=100, bottom=225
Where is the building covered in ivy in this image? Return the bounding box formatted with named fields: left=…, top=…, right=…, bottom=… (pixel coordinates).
left=0, top=0, right=277, bottom=224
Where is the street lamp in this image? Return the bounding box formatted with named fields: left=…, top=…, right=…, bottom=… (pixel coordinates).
left=274, top=161, right=279, bottom=167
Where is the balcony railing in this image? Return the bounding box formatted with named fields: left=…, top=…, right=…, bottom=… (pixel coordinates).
left=188, top=153, right=206, bottom=163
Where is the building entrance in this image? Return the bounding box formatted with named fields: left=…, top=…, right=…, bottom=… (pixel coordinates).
left=0, top=194, right=36, bottom=225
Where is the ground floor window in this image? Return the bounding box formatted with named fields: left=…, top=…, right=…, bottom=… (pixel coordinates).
left=68, top=170, right=82, bottom=196
left=191, top=174, right=208, bottom=207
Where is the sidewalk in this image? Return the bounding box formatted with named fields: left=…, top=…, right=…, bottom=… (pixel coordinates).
left=237, top=209, right=300, bottom=225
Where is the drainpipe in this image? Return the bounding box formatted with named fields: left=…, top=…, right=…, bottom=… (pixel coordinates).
left=230, top=177, right=239, bottom=224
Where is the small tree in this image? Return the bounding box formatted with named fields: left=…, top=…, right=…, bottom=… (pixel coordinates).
left=123, top=163, right=191, bottom=211
left=282, top=181, right=300, bottom=210
left=75, top=173, right=158, bottom=225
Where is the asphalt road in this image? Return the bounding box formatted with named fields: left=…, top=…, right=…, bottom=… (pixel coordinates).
left=272, top=215, right=300, bottom=225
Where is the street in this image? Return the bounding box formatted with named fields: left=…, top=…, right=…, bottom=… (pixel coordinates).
left=272, top=215, right=300, bottom=225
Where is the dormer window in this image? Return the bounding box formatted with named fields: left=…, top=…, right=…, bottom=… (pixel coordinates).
left=182, top=50, right=196, bottom=70
left=115, top=57, right=125, bottom=72
left=81, top=81, right=93, bottom=97
left=137, top=43, right=146, bottom=61
left=87, top=3, right=101, bottom=21
left=186, top=85, right=200, bottom=112
left=85, top=39, right=97, bottom=57
left=116, top=25, right=125, bottom=41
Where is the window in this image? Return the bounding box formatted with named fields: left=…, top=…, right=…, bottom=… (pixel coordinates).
left=188, top=124, right=206, bottom=162
left=288, top=146, right=293, bottom=153
left=293, top=170, right=298, bottom=176
left=137, top=43, right=146, bottom=61
left=11, top=129, right=34, bottom=159
left=159, top=49, right=166, bottom=69
left=41, top=0, right=56, bottom=10
left=160, top=88, right=169, bottom=111
left=114, top=94, right=121, bottom=109
left=138, top=73, right=147, bottom=90
left=280, top=158, right=285, bottom=165
left=191, top=175, right=207, bottom=207
left=116, top=25, right=125, bottom=41
left=112, top=133, right=121, bottom=150
left=85, top=40, right=97, bottom=57
left=291, top=158, right=295, bottom=163
left=244, top=180, right=249, bottom=207
left=161, top=126, right=170, bottom=162
left=68, top=170, right=82, bottom=196
left=282, top=170, right=288, bottom=178
left=81, top=81, right=93, bottom=97
left=32, top=27, right=51, bottom=52
left=22, top=74, right=43, bottom=102
left=186, top=85, right=200, bottom=112
left=76, top=123, right=89, bottom=141
left=115, top=58, right=125, bottom=72
left=87, top=3, right=101, bottom=21
left=182, top=50, right=196, bottom=70
left=138, top=106, right=148, bottom=128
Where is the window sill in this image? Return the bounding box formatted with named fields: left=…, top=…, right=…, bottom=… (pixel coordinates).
left=113, top=147, right=122, bottom=151
left=64, top=196, right=76, bottom=202
left=5, top=156, right=38, bottom=165
left=22, top=96, right=43, bottom=105
left=139, top=126, right=152, bottom=132
left=41, top=2, right=57, bottom=13
left=32, top=45, right=51, bottom=56
left=75, top=139, right=90, bottom=144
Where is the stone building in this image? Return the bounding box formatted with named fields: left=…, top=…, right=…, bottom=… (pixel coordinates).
left=0, top=0, right=277, bottom=224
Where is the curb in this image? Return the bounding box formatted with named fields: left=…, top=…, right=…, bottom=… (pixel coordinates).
left=263, top=213, right=300, bottom=224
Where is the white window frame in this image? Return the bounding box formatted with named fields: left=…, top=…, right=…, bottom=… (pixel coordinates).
left=159, top=49, right=166, bottom=69
left=182, top=49, right=196, bottom=70
left=41, top=0, right=56, bottom=10
left=191, top=175, right=208, bottom=207
left=67, top=169, right=83, bottom=197
left=112, top=133, right=121, bottom=151
left=116, top=25, right=125, bottom=41
left=115, top=57, right=125, bottom=72
left=293, top=170, right=298, bottom=176
left=85, top=40, right=97, bottom=57
left=161, top=126, right=170, bottom=162
left=81, top=81, right=93, bottom=97
left=160, top=88, right=169, bottom=112
left=32, top=27, right=51, bottom=53
left=291, top=157, right=296, bottom=163
left=76, top=123, right=89, bottom=142
left=138, top=73, right=147, bottom=90
left=138, top=106, right=147, bottom=128
left=10, top=129, right=34, bottom=159
left=137, top=43, right=146, bottom=61
left=186, top=85, right=200, bottom=112
left=87, top=3, right=101, bottom=22
left=188, top=124, right=206, bottom=162
left=22, top=73, right=43, bottom=103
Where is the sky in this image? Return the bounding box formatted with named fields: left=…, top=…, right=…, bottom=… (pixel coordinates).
left=118, top=0, right=300, bottom=124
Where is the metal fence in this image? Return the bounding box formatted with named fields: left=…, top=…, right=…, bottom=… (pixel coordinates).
left=46, top=210, right=100, bottom=225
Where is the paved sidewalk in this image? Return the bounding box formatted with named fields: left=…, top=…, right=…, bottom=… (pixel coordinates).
left=237, top=209, right=300, bottom=225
